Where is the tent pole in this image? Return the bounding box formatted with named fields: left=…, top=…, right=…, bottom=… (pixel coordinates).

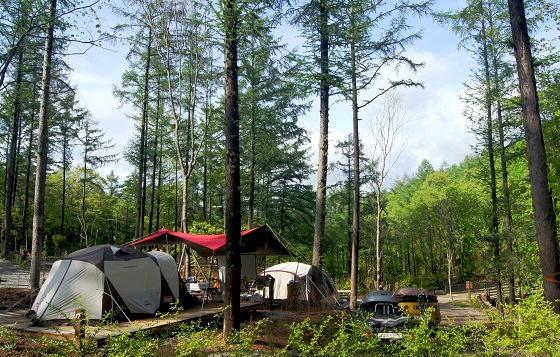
left=178, top=245, right=185, bottom=276
left=186, top=248, right=191, bottom=278
left=193, top=254, right=208, bottom=282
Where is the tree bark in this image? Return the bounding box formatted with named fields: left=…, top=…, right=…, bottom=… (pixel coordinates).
left=148, top=94, right=160, bottom=234
left=480, top=2, right=503, bottom=313
left=247, top=47, right=256, bottom=229
left=30, top=0, right=57, bottom=289
left=223, top=0, right=241, bottom=337
left=312, top=0, right=329, bottom=269
left=350, top=1, right=360, bottom=309
left=2, top=46, right=24, bottom=256
left=22, top=119, right=35, bottom=251
left=497, top=101, right=515, bottom=304
left=508, top=0, right=560, bottom=312
left=135, top=30, right=152, bottom=238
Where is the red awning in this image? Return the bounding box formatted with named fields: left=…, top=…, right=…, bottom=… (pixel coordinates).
left=125, top=225, right=292, bottom=257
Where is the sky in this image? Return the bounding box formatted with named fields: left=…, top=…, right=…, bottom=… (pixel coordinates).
left=67, top=0, right=476, bottom=187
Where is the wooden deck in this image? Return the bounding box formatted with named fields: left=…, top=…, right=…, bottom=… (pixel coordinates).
left=0, top=301, right=263, bottom=345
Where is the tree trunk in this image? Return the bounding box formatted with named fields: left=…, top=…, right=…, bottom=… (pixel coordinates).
left=480, top=2, right=503, bottom=313
left=486, top=0, right=516, bottom=307
left=148, top=95, right=160, bottom=234
left=135, top=31, right=152, bottom=238
left=30, top=0, right=57, bottom=289
left=447, top=250, right=453, bottom=300
left=350, top=41, right=359, bottom=308
left=223, top=0, right=241, bottom=338
left=61, top=126, right=67, bottom=236
left=345, top=151, right=352, bottom=280
left=508, top=0, right=560, bottom=312
left=156, top=138, right=163, bottom=230
left=312, top=0, right=329, bottom=269
left=2, top=47, right=24, bottom=256
left=376, top=185, right=382, bottom=290
left=497, top=102, right=515, bottom=305
left=247, top=41, right=257, bottom=229
left=22, top=120, right=35, bottom=250
left=81, top=141, right=88, bottom=241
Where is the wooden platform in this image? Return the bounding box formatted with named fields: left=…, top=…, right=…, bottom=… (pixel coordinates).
left=0, top=301, right=263, bottom=345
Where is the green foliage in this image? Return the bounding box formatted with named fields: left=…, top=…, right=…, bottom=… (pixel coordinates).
left=394, top=276, right=414, bottom=290
left=225, top=318, right=274, bottom=356
left=38, top=336, right=78, bottom=357
left=284, top=313, right=385, bottom=357
left=189, top=221, right=224, bottom=235
left=0, top=326, right=17, bottom=352
left=399, top=320, right=480, bottom=357
left=105, top=314, right=275, bottom=356
left=105, top=330, right=159, bottom=357
left=51, top=234, right=66, bottom=255
left=174, top=322, right=218, bottom=357
left=483, top=290, right=560, bottom=356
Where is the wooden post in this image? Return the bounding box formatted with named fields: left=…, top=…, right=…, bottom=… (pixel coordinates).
left=466, top=281, right=473, bottom=300
left=74, top=309, right=85, bottom=350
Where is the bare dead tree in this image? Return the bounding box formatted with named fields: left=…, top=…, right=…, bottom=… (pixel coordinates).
left=368, top=91, right=408, bottom=291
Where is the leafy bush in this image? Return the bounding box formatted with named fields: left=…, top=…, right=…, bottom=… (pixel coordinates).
left=38, top=336, right=79, bottom=357
left=283, top=313, right=388, bottom=357
left=104, top=330, right=160, bottom=357
left=174, top=322, right=220, bottom=357
left=400, top=321, right=483, bottom=357
left=0, top=326, right=17, bottom=352
left=483, top=290, right=560, bottom=356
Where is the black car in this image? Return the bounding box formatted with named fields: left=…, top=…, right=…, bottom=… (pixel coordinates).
left=356, top=290, right=407, bottom=340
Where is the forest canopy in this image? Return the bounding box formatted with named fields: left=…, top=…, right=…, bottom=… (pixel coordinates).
left=1, top=0, right=560, bottom=309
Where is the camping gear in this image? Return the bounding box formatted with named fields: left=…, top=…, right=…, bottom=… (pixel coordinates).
left=28, top=245, right=197, bottom=321
left=394, top=287, right=441, bottom=325
left=261, top=262, right=339, bottom=304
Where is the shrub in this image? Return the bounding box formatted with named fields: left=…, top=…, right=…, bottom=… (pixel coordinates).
left=174, top=322, right=220, bottom=357
left=104, top=330, right=160, bottom=357
left=483, top=290, right=560, bottom=356
left=0, top=327, right=17, bottom=352
left=283, top=313, right=388, bottom=357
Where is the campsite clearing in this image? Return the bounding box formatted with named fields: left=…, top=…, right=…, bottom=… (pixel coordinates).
left=0, top=289, right=489, bottom=356
left=1, top=258, right=490, bottom=356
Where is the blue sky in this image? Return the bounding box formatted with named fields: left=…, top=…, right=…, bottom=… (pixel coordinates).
left=68, top=0, right=475, bottom=186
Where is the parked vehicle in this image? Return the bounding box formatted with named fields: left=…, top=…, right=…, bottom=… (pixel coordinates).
left=394, top=287, right=441, bottom=325
left=356, top=290, right=407, bottom=340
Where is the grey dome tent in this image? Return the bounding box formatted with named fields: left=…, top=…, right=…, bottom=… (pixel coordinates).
left=29, top=245, right=197, bottom=321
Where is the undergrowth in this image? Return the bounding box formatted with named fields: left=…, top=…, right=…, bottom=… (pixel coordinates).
left=2, top=291, right=559, bottom=356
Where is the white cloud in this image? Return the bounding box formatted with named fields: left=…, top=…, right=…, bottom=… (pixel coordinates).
left=349, top=48, right=477, bottom=184
left=68, top=47, right=136, bottom=182
left=300, top=46, right=477, bottom=188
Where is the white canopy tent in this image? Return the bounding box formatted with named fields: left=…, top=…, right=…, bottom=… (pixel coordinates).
left=261, top=262, right=339, bottom=304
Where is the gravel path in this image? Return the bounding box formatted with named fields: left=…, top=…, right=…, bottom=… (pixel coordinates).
left=439, top=302, right=488, bottom=325
left=0, top=258, right=55, bottom=289
left=438, top=290, right=489, bottom=325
